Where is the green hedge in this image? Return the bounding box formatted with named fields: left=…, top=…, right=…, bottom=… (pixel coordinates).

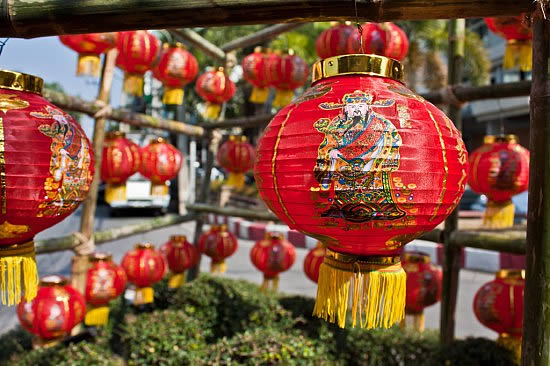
left=0, top=275, right=517, bottom=366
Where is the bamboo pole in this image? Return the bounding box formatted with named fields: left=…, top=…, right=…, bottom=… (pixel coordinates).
left=187, top=203, right=279, bottom=221
left=220, top=23, right=304, bottom=52
left=0, top=0, right=533, bottom=38
left=421, top=81, right=532, bottom=105
left=169, top=29, right=226, bottom=62
left=521, top=8, right=550, bottom=366
left=204, top=114, right=273, bottom=129
left=440, top=18, right=465, bottom=345
left=450, top=229, right=525, bottom=254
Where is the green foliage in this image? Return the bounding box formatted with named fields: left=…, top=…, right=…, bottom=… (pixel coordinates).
left=0, top=326, right=33, bottom=365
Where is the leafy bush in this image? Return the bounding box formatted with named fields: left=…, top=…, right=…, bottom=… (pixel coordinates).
left=0, top=326, right=33, bottom=365
left=429, top=337, right=517, bottom=366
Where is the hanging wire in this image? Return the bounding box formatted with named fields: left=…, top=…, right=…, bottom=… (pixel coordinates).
left=0, top=38, right=9, bottom=56
left=353, top=0, right=364, bottom=53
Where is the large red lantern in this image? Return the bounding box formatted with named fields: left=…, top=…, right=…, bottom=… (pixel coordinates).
left=140, top=137, right=182, bottom=196
left=401, top=251, right=442, bottom=331
left=217, top=135, right=256, bottom=189
left=161, top=235, right=199, bottom=288
left=153, top=43, right=199, bottom=105
left=198, top=225, right=238, bottom=273
left=316, top=22, right=358, bottom=59
left=0, top=70, right=94, bottom=305
left=347, top=22, right=409, bottom=61
left=485, top=15, right=532, bottom=71
left=196, top=67, right=236, bottom=119
left=473, top=269, right=524, bottom=361
left=84, top=253, right=127, bottom=326
left=255, top=54, right=468, bottom=329
left=265, top=50, right=309, bottom=108
left=59, top=33, right=118, bottom=77
left=17, top=275, right=85, bottom=346
left=242, top=47, right=270, bottom=104
left=468, top=135, right=529, bottom=228
left=250, top=232, right=296, bottom=291
left=116, top=30, right=161, bottom=96
left=101, top=131, right=138, bottom=204
left=303, top=242, right=326, bottom=283
left=121, top=243, right=166, bottom=305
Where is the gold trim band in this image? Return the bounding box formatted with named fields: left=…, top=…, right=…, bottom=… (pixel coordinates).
left=0, top=70, right=43, bottom=95
left=89, top=252, right=112, bottom=262
left=324, top=248, right=401, bottom=273
left=40, top=275, right=67, bottom=287
left=170, top=235, right=188, bottom=242
left=0, top=240, right=34, bottom=257
left=496, top=269, right=525, bottom=280
left=402, top=251, right=431, bottom=264
left=106, top=131, right=126, bottom=139
left=135, top=243, right=154, bottom=250
left=312, top=54, right=404, bottom=84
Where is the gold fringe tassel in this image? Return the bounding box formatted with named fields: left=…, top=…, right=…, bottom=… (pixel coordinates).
left=313, top=250, right=406, bottom=329
left=503, top=40, right=532, bottom=72
left=249, top=87, right=269, bottom=104
left=84, top=305, right=110, bottom=326
left=150, top=183, right=169, bottom=197
left=105, top=183, right=126, bottom=204
left=163, top=87, right=184, bottom=105
left=134, top=287, right=154, bottom=305
left=210, top=260, right=227, bottom=274
left=76, top=54, right=101, bottom=78
left=226, top=173, right=245, bottom=189
left=483, top=200, right=515, bottom=228
left=272, top=89, right=295, bottom=108
left=0, top=241, right=38, bottom=306
left=400, top=311, right=425, bottom=332
left=123, top=73, right=144, bottom=96
left=203, top=103, right=221, bottom=120
left=260, top=275, right=279, bottom=292
left=497, top=334, right=521, bottom=364
left=168, top=273, right=186, bottom=288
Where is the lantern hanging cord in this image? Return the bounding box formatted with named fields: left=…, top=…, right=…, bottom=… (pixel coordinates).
left=0, top=38, right=9, bottom=56
left=353, top=0, right=365, bottom=53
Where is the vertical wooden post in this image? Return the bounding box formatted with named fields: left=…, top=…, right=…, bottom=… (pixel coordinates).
left=522, top=9, right=550, bottom=366
left=439, top=18, right=465, bottom=345
left=72, top=49, right=117, bottom=293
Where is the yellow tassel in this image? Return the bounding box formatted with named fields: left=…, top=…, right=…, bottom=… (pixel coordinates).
left=483, top=200, right=515, bottom=228
left=168, top=273, right=186, bottom=288
left=105, top=183, right=127, bottom=204
left=272, top=89, right=295, bottom=108
left=227, top=173, right=245, bottom=189
left=84, top=305, right=110, bottom=326
left=260, top=275, right=279, bottom=292
left=210, top=260, right=226, bottom=274
left=76, top=54, right=101, bottom=78
left=150, top=183, right=169, bottom=197
left=123, top=73, right=144, bottom=96
left=519, top=41, right=532, bottom=72
left=497, top=334, right=521, bottom=364
left=134, top=287, right=154, bottom=305
left=503, top=40, right=532, bottom=72
left=163, top=87, right=184, bottom=105
left=203, top=103, right=221, bottom=120
left=313, top=249, right=406, bottom=329
left=249, top=87, right=269, bottom=104
left=0, top=241, right=38, bottom=305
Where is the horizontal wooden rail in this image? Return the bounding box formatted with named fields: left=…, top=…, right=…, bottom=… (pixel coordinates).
left=186, top=203, right=279, bottom=221
left=421, top=81, right=532, bottom=105
left=35, top=214, right=195, bottom=254
left=204, top=114, right=273, bottom=129
left=170, top=29, right=226, bottom=62
left=220, top=23, right=304, bottom=52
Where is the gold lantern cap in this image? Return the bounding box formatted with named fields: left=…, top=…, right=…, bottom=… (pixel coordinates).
left=89, top=252, right=113, bottom=262
left=150, top=137, right=166, bottom=144
left=164, top=42, right=186, bottom=49
left=106, top=131, right=126, bottom=139
left=496, top=269, right=525, bottom=280
left=135, top=243, right=154, bottom=250
left=0, top=70, right=43, bottom=95
left=40, top=275, right=68, bottom=287
left=170, top=235, right=187, bottom=242
left=312, top=54, right=404, bottom=84
left=264, top=232, right=284, bottom=241
left=402, top=251, right=431, bottom=264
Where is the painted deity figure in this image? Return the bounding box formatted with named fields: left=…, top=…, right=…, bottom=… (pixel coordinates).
left=313, top=90, right=405, bottom=223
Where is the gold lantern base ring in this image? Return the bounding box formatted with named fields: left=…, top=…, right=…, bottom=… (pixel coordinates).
left=76, top=53, right=101, bottom=78
left=313, top=249, right=406, bottom=329
left=0, top=240, right=38, bottom=305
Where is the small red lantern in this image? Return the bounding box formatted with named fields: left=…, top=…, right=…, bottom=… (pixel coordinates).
left=473, top=269, right=524, bottom=361
left=217, top=135, right=256, bottom=189
left=303, top=242, right=326, bottom=283
left=121, top=243, right=166, bottom=305
left=84, top=253, right=126, bottom=326
left=198, top=225, right=238, bottom=273
left=242, top=47, right=271, bottom=104
left=17, top=275, right=85, bottom=346
left=128, top=140, right=142, bottom=174
left=401, top=252, right=442, bottom=331
left=250, top=232, right=296, bottom=291
left=59, top=33, right=118, bottom=77
left=468, top=135, right=529, bottom=228
left=116, top=30, right=161, bottom=96
left=316, top=22, right=358, bottom=59
left=485, top=15, right=532, bottom=71
left=347, top=22, right=409, bottom=61
left=255, top=54, right=468, bottom=329
left=161, top=235, right=199, bottom=288
left=153, top=43, right=199, bottom=105
left=0, top=70, right=94, bottom=305
left=265, top=50, right=309, bottom=108
left=140, top=137, right=182, bottom=196
left=101, top=131, right=138, bottom=204
left=196, top=67, right=236, bottom=119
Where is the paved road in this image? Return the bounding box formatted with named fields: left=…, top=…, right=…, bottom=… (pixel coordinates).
left=0, top=205, right=496, bottom=340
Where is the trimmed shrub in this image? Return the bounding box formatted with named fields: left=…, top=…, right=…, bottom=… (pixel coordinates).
left=429, top=337, right=517, bottom=366
left=0, top=326, right=33, bottom=365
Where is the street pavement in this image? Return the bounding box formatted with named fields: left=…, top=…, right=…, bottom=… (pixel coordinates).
left=0, top=205, right=496, bottom=340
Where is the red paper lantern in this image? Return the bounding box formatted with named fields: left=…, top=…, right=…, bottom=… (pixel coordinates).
left=161, top=235, right=199, bottom=288
left=140, top=137, right=182, bottom=196
left=84, top=253, right=126, bottom=326
left=468, top=135, right=529, bottom=228
left=316, top=22, right=358, bottom=59
left=347, top=22, right=409, bottom=61
left=250, top=232, right=296, bottom=291
left=473, top=269, right=524, bottom=360
left=59, top=33, right=117, bottom=77
left=402, top=251, right=442, bottom=331
left=121, top=243, right=166, bottom=305
left=116, top=30, right=161, bottom=96
left=198, top=225, right=238, bottom=273
left=17, top=275, right=85, bottom=345
left=153, top=43, right=199, bottom=105
left=485, top=15, right=532, bottom=71
left=217, top=135, right=256, bottom=189
left=242, top=47, right=271, bottom=104
left=265, top=50, right=309, bottom=108
left=303, top=242, right=326, bottom=283
left=255, top=54, right=468, bottom=329
left=196, top=67, right=236, bottom=119
left=128, top=140, right=142, bottom=174
left=101, top=131, right=138, bottom=204
left=0, top=70, right=94, bottom=305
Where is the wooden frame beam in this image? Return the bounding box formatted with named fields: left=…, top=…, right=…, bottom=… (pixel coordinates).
left=220, top=23, right=304, bottom=52
left=169, top=29, right=226, bottom=63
